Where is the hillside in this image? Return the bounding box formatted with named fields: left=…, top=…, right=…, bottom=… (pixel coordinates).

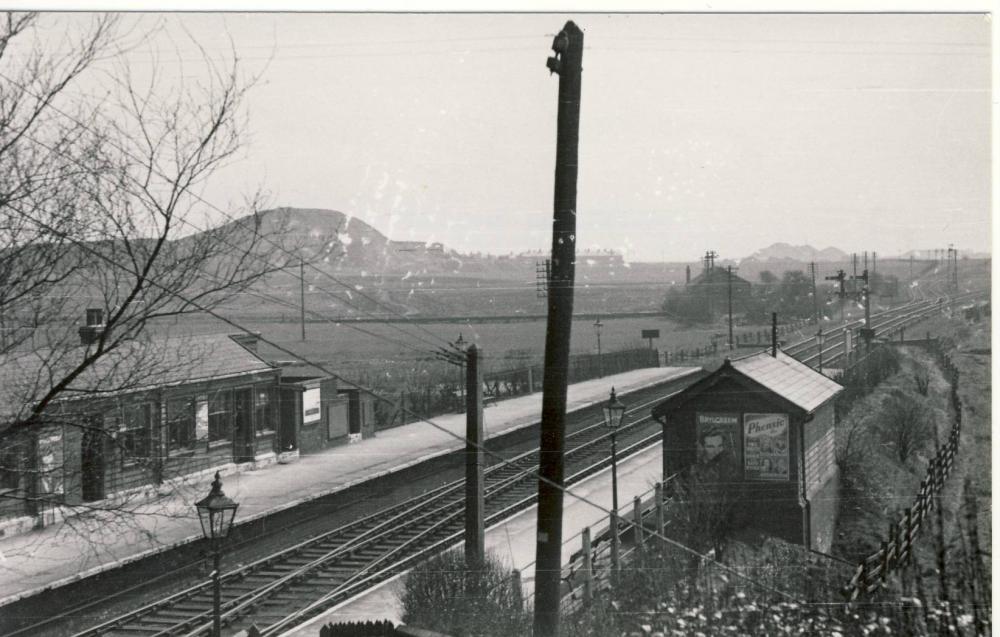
left=743, top=242, right=848, bottom=262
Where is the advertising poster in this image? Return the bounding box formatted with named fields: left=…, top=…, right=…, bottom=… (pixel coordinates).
left=743, top=413, right=790, bottom=481
left=195, top=397, right=209, bottom=441
left=37, top=432, right=64, bottom=495
left=303, top=388, right=321, bottom=424
left=695, top=412, right=741, bottom=480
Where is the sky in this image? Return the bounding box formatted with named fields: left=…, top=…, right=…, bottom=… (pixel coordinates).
left=33, top=11, right=994, bottom=262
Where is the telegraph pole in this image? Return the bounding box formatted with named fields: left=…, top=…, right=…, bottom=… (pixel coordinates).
left=465, top=345, right=485, bottom=567
left=534, top=21, right=583, bottom=637
left=299, top=258, right=306, bottom=341
left=853, top=269, right=873, bottom=350
left=851, top=253, right=858, bottom=298
left=809, top=261, right=819, bottom=324
left=727, top=265, right=734, bottom=350
left=825, top=269, right=847, bottom=322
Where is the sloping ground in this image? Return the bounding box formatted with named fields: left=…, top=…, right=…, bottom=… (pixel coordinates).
left=831, top=345, right=953, bottom=561
left=917, top=313, right=991, bottom=575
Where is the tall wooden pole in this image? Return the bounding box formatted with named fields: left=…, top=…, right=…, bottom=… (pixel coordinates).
left=771, top=312, right=778, bottom=357
left=299, top=258, right=306, bottom=341
left=727, top=265, right=734, bottom=350
left=533, top=21, right=583, bottom=637
left=809, top=261, right=819, bottom=324
left=465, top=345, right=485, bottom=567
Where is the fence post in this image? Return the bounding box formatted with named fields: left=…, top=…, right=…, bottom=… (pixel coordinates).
left=511, top=569, right=523, bottom=610
left=903, top=509, right=912, bottom=564
left=879, top=540, right=890, bottom=586
left=610, top=510, right=620, bottom=576
left=918, top=478, right=929, bottom=520
left=858, top=557, right=869, bottom=597
left=581, top=527, right=593, bottom=605
left=633, top=496, right=644, bottom=555
left=655, top=482, right=665, bottom=538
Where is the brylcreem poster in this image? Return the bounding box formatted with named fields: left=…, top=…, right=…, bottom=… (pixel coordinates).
left=743, top=413, right=789, bottom=480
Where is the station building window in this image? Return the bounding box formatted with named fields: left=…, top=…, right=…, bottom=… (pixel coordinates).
left=120, top=402, right=153, bottom=462
left=167, top=397, right=196, bottom=452
left=254, top=386, right=277, bottom=435
left=208, top=390, right=233, bottom=443
left=0, top=443, right=22, bottom=490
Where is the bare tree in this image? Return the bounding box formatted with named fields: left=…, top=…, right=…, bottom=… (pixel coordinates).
left=0, top=12, right=294, bottom=550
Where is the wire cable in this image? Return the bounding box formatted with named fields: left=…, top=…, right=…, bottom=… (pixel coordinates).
left=11, top=203, right=801, bottom=604
left=0, top=66, right=458, bottom=353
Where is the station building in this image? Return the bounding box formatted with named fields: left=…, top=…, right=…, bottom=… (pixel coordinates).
left=0, top=326, right=373, bottom=534
left=651, top=349, right=843, bottom=551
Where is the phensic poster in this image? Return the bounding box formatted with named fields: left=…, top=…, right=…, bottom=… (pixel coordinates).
left=743, top=413, right=789, bottom=480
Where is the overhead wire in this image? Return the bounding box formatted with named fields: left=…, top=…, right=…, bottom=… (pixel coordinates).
left=0, top=90, right=461, bottom=358
left=0, top=67, right=459, bottom=354
left=9, top=202, right=801, bottom=605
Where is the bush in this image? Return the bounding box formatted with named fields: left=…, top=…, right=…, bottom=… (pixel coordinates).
left=398, top=549, right=530, bottom=636
left=879, top=389, right=936, bottom=464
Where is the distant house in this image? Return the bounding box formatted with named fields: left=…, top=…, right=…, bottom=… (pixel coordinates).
left=686, top=265, right=752, bottom=296
left=651, top=350, right=843, bottom=551
left=389, top=240, right=445, bottom=254
left=0, top=331, right=297, bottom=531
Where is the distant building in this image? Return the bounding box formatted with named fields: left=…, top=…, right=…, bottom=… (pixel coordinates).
left=651, top=350, right=843, bottom=551
left=389, top=240, right=446, bottom=254
left=686, top=265, right=752, bottom=296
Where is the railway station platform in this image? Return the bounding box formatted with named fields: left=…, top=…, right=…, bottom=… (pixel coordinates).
left=0, top=366, right=699, bottom=608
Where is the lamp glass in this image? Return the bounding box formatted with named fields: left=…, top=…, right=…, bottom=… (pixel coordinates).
left=603, top=390, right=626, bottom=430
left=195, top=473, right=239, bottom=541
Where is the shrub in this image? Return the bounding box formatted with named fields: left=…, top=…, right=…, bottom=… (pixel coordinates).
left=914, top=368, right=931, bottom=396
left=879, top=389, right=936, bottom=464
left=398, top=549, right=530, bottom=636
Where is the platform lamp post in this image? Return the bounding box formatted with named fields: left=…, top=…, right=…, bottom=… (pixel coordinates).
left=602, top=388, right=626, bottom=526
left=196, top=472, right=239, bottom=637
left=594, top=317, right=604, bottom=377
left=454, top=332, right=467, bottom=409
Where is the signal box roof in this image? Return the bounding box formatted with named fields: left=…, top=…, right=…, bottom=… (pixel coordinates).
left=651, top=349, right=842, bottom=419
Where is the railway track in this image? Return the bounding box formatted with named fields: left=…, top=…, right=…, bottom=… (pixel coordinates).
left=784, top=290, right=985, bottom=369
left=71, top=391, right=679, bottom=637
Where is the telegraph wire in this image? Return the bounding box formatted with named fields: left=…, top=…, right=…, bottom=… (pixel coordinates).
left=0, top=68, right=458, bottom=354
left=13, top=204, right=802, bottom=605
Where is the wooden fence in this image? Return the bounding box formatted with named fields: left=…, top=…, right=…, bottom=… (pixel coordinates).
left=373, top=346, right=661, bottom=430
left=557, top=481, right=671, bottom=613
left=841, top=347, right=962, bottom=601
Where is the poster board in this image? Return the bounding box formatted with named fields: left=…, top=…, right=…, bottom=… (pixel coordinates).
left=743, top=413, right=790, bottom=481
left=37, top=431, right=64, bottom=495
left=303, top=388, right=321, bottom=424
left=195, top=396, right=209, bottom=442
left=695, top=412, right=741, bottom=477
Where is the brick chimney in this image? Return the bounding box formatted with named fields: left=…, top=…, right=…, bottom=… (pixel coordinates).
left=78, top=308, right=105, bottom=346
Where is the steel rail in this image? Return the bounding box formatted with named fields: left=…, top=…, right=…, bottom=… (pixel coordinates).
left=261, top=428, right=667, bottom=637
left=74, top=384, right=682, bottom=637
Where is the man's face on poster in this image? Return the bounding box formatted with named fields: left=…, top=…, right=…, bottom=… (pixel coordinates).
left=701, top=433, right=725, bottom=463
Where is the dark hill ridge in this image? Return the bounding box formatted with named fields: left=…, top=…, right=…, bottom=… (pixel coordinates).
left=743, top=242, right=848, bottom=263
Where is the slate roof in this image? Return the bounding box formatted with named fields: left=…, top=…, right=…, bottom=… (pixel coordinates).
left=688, top=268, right=752, bottom=288
left=651, top=349, right=842, bottom=419
left=730, top=350, right=842, bottom=413
left=0, top=334, right=275, bottom=423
